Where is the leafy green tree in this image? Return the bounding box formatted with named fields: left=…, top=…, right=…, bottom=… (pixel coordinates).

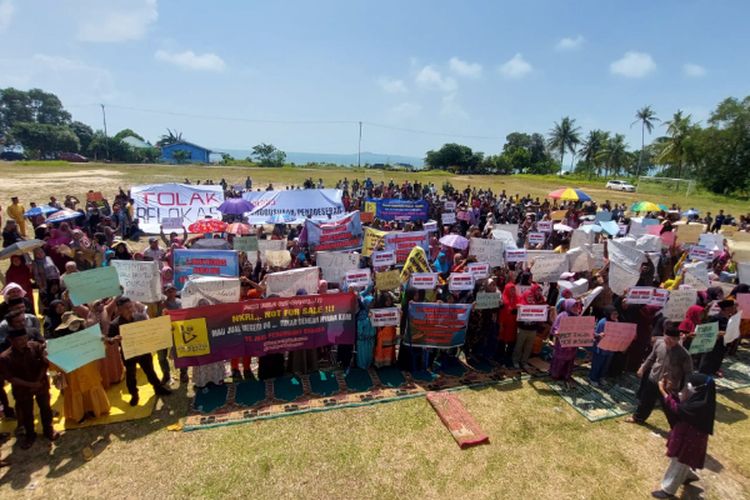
left=578, top=129, right=609, bottom=177
left=10, top=122, right=79, bottom=158
left=1, top=87, right=71, bottom=144
left=250, top=143, right=286, bottom=167
left=631, top=106, right=659, bottom=178
left=596, top=133, right=629, bottom=177
left=424, top=143, right=484, bottom=173
left=547, top=117, right=581, bottom=174
left=27, top=89, right=71, bottom=125
left=70, top=121, right=94, bottom=152
left=172, top=149, right=191, bottom=164
left=113, top=128, right=145, bottom=142
left=656, top=110, right=695, bottom=178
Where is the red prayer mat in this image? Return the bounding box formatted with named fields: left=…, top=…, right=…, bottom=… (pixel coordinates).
left=426, top=392, right=489, bottom=449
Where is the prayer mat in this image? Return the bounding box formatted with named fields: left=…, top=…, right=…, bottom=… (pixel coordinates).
left=546, top=373, right=640, bottom=422
left=426, top=392, right=489, bottom=449
left=715, top=348, right=750, bottom=392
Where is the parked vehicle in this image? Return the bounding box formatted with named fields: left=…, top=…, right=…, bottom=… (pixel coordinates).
left=58, top=152, right=89, bottom=162
left=605, top=179, right=635, bottom=192
left=0, top=151, right=25, bottom=161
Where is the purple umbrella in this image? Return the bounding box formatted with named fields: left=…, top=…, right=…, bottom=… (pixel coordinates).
left=439, top=234, right=469, bottom=250
left=218, top=198, right=254, bottom=215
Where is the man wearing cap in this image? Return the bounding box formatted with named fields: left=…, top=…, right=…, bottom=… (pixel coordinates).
left=628, top=324, right=693, bottom=425
left=698, top=299, right=735, bottom=376
left=6, top=197, right=26, bottom=237
left=143, top=237, right=165, bottom=262
left=0, top=327, right=58, bottom=449
left=108, top=297, right=171, bottom=406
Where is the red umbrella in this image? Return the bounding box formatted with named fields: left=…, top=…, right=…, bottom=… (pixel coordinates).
left=226, top=222, right=252, bottom=235
left=188, top=218, right=228, bottom=233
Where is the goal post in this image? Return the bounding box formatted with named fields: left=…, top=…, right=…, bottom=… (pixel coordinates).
left=636, top=176, right=695, bottom=197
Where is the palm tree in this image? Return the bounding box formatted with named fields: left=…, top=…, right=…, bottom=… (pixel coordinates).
left=597, top=134, right=628, bottom=177
left=579, top=129, right=609, bottom=178
left=656, top=110, right=693, bottom=178
left=631, top=106, right=660, bottom=179
left=547, top=116, right=581, bottom=175
left=156, top=128, right=183, bottom=147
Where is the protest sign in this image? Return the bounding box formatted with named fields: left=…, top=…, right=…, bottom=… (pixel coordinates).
left=557, top=316, right=595, bottom=348
left=443, top=201, right=457, bottom=211
left=399, top=245, right=432, bottom=283
left=662, top=289, right=697, bottom=321
left=689, top=246, right=714, bottom=262
left=375, top=270, right=401, bottom=291
left=699, top=233, right=724, bottom=251
left=64, top=266, right=122, bottom=306
left=492, top=230, right=517, bottom=249
left=173, top=249, right=239, bottom=290
left=246, top=239, right=287, bottom=266
left=683, top=262, right=710, bottom=290
left=609, top=238, right=646, bottom=269
left=589, top=244, right=605, bottom=269
left=567, top=246, right=591, bottom=273
left=264, top=266, right=320, bottom=297
left=405, top=302, right=472, bottom=348
left=367, top=198, right=429, bottom=222
left=581, top=286, right=603, bottom=312
left=361, top=227, right=390, bottom=257
left=242, top=189, right=344, bottom=224
left=441, top=212, right=456, bottom=225
left=537, top=221, right=553, bottom=233
left=182, top=276, right=241, bottom=309
left=345, top=268, right=372, bottom=288
left=456, top=211, right=471, bottom=222
left=370, top=307, right=401, bottom=327
left=505, top=248, right=527, bottom=263
left=737, top=293, right=750, bottom=319
left=598, top=322, right=637, bottom=352
left=649, top=288, right=670, bottom=307
left=385, top=231, right=429, bottom=263
left=303, top=212, right=363, bottom=252
left=132, top=183, right=224, bottom=234
left=410, top=272, right=438, bottom=289
left=316, top=251, right=360, bottom=285
left=676, top=224, right=705, bottom=245
left=169, top=293, right=356, bottom=366
left=626, top=287, right=654, bottom=305
left=689, top=322, right=719, bottom=355
left=466, top=262, right=490, bottom=280
left=449, top=273, right=475, bottom=291
left=608, top=261, right=640, bottom=296
left=475, top=291, right=501, bottom=310
left=530, top=253, right=568, bottom=282
left=469, top=238, right=504, bottom=268
left=233, top=236, right=258, bottom=252
left=266, top=250, right=292, bottom=268
left=46, top=324, right=105, bottom=373
left=120, top=316, right=173, bottom=360
left=161, top=217, right=184, bottom=230
left=528, top=232, right=546, bottom=245
left=570, top=229, right=594, bottom=250
left=597, top=220, right=619, bottom=237
left=725, top=312, right=741, bottom=345
left=518, top=304, right=548, bottom=322
left=557, top=278, right=589, bottom=298
left=110, top=260, right=161, bottom=303
left=660, top=231, right=676, bottom=248
left=424, top=220, right=438, bottom=233
left=493, top=224, right=519, bottom=236
left=636, top=234, right=662, bottom=253
left=372, top=250, right=396, bottom=268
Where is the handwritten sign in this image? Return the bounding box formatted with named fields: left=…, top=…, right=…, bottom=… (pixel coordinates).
left=441, top=212, right=456, bottom=225
left=626, top=286, right=654, bottom=305
left=530, top=253, right=568, bottom=283
left=683, top=262, right=710, bottom=290
left=662, top=289, right=697, bottom=321
left=598, top=322, right=637, bottom=352
left=557, top=316, right=595, bottom=348
left=448, top=273, right=475, bottom=292
left=233, top=236, right=258, bottom=252
left=375, top=270, right=401, bottom=291
left=181, top=276, right=241, bottom=309
left=316, top=251, right=360, bottom=285
left=345, top=268, right=372, bottom=288
left=46, top=324, right=105, bottom=373
left=528, top=232, right=546, bottom=245
left=120, top=316, right=174, bottom=360
left=469, top=238, right=505, bottom=268
left=247, top=239, right=287, bottom=266
left=410, top=272, right=438, bottom=289
left=110, top=260, right=161, bottom=303
left=266, top=249, right=292, bottom=268
left=689, top=322, right=719, bottom=355
left=370, top=307, right=401, bottom=327
left=265, top=266, right=320, bottom=297
left=64, top=266, right=122, bottom=306
left=161, top=217, right=184, bottom=230
left=466, top=262, right=490, bottom=280
left=475, top=291, right=501, bottom=310
left=372, top=250, right=396, bottom=268
left=505, top=248, right=527, bottom=263
left=518, top=304, right=548, bottom=322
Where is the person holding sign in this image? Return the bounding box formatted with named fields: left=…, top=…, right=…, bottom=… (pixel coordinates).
left=513, top=284, right=547, bottom=371
left=549, top=299, right=583, bottom=386
left=497, top=283, right=518, bottom=368
left=588, top=306, right=618, bottom=386
left=372, top=293, right=398, bottom=368
left=0, top=328, right=59, bottom=449
left=698, top=299, right=736, bottom=376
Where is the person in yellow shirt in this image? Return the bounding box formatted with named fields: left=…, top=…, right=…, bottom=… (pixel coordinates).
left=6, top=197, right=26, bottom=237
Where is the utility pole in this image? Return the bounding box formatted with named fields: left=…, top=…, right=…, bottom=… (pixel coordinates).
left=357, top=121, right=362, bottom=168
left=101, top=103, right=109, bottom=161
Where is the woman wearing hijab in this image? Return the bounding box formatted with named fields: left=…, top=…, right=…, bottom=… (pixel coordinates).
left=512, top=283, right=547, bottom=370
left=497, top=283, right=518, bottom=368
left=589, top=305, right=618, bottom=386
left=42, top=299, right=66, bottom=337
left=678, top=304, right=705, bottom=351
left=549, top=298, right=582, bottom=385
left=372, top=292, right=398, bottom=368
left=5, top=256, right=34, bottom=310
left=354, top=286, right=376, bottom=369
left=0, top=282, right=34, bottom=318
left=31, top=247, right=60, bottom=293
left=652, top=373, right=716, bottom=498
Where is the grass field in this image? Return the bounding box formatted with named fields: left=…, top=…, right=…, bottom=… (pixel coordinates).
left=0, top=161, right=749, bottom=499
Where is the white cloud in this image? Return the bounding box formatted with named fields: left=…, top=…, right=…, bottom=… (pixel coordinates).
left=555, top=35, right=585, bottom=51
left=387, top=102, right=421, bottom=121
left=377, top=77, right=407, bottom=93
left=498, top=53, right=532, bottom=79
left=0, top=0, right=14, bottom=32
left=449, top=57, right=482, bottom=78
left=155, top=49, right=226, bottom=72
left=415, top=65, right=457, bottom=92
left=440, top=93, right=468, bottom=120
left=77, top=0, right=158, bottom=42
left=610, top=51, right=656, bottom=78
left=683, top=63, right=706, bottom=78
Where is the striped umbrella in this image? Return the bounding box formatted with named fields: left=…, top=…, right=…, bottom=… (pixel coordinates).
left=225, top=222, right=252, bottom=235
left=630, top=201, right=665, bottom=213
left=547, top=188, right=592, bottom=201
left=45, top=208, right=82, bottom=223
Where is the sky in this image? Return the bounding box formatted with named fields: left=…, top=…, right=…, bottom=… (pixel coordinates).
left=1, top=0, right=749, bottom=160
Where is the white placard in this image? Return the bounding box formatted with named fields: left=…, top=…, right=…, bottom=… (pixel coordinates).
left=110, top=260, right=161, bottom=303
left=530, top=253, right=569, bottom=282
left=316, top=251, right=360, bottom=284
left=466, top=262, right=491, bottom=280
left=518, top=304, right=549, bottom=322
left=505, top=248, right=527, bottom=263
left=345, top=268, right=372, bottom=288
left=441, top=212, right=457, bottom=225
left=264, top=266, right=320, bottom=298
left=537, top=221, right=553, bottom=233
left=626, top=286, right=654, bottom=305
left=448, top=273, right=476, bottom=291
left=443, top=201, right=457, bottom=212
left=469, top=238, right=505, bottom=268
left=662, top=289, right=697, bottom=321
left=371, top=250, right=396, bottom=268
left=410, top=272, right=438, bottom=289
left=370, top=307, right=401, bottom=327
left=181, top=276, right=241, bottom=309
left=528, top=232, right=546, bottom=245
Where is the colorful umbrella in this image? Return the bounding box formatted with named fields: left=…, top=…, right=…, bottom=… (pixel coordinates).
left=682, top=208, right=700, bottom=217
left=218, top=198, right=254, bottom=215
left=547, top=188, right=592, bottom=201
left=630, top=201, right=663, bottom=213
left=266, top=213, right=296, bottom=224
left=439, top=234, right=469, bottom=250
left=188, top=218, right=228, bottom=233
left=0, top=239, right=46, bottom=260
left=226, top=222, right=253, bottom=235
left=24, top=205, right=60, bottom=218
left=45, top=208, right=82, bottom=223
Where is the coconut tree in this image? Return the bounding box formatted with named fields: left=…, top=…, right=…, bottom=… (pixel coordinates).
left=156, top=128, right=183, bottom=147
left=597, top=133, right=628, bottom=177
left=631, top=106, right=659, bottom=178
left=656, top=110, right=694, bottom=178
left=547, top=116, right=581, bottom=175
left=579, top=129, right=609, bottom=178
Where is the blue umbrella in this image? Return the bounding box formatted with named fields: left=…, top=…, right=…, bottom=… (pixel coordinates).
left=218, top=198, right=254, bottom=215
left=266, top=213, right=296, bottom=224
left=24, top=205, right=60, bottom=217
left=682, top=209, right=700, bottom=217
left=45, top=208, right=82, bottom=223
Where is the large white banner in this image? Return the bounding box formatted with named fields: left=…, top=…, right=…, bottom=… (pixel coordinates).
left=242, top=189, right=344, bottom=224
left=132, top=183, right=224, bottom=234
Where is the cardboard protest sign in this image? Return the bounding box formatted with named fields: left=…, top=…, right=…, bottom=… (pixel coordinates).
left=399, top=245, right=431, bottom=283
left=64, top=266, right=122, bottom=306
left=469, top=238, right=505, bottom=268
left=608, top=261, right=640, bottom=297
left=475, top=291, right=501, bottom=310
left=505, top=248, right=527, bottom=263
left=371, top=250, right=396, bottom=268
left=405, top=302, right=472, bottom=348
left=689, top=322, right=719, bottom=354
left=246, top=239, right=287, bottom=266
left=626, top=287, right=654, bottom=305
left=120, top=316, right=173, bottom=360
left=608, top=238, right=646, bottom=269
left=466, top=262, right=490, bottom=280
left=345, top=268, right=372, bottom=288
left=530, top=253, right=568, bottom=282
left=557, top=316, right=595, bottom=348
left=725, top=312, right=742, bottom=345
left=683, top=262, right=710, bottom=290
left=132, top=183, right=224, bottom=234
left=233, top=236, right=258, bottom=252
left=449, top=273, right=475, bottom=291
left=736, top=293, right=750, bottom=319
left=518, top=304, right=548, bottom=322
left=385, top=231, right=429, bottom=264
left=567, top=246, right=591, bottom=273
left=570, top=229, right=594, bottom=250
left=316, top=251, right=360, bottom=285
left=361, top=227, right=390, bottom=257
left=181, top=276, right=241, bottom=309
left=110, top=260, right=161, bottom=303
left=598, top=322, right=637, bottom=352
left=689, top=246, right=714, bottom=262
left=662, top=289, right=697, bottom=321
left=492, top=229, right=517, bottom=249
left=699, top=233, right=724, bottom=251
left=441, top=212, right=457, bottom=225
left=410, top=272, right=438, bottom=289
left=266, top=249, right=292, bottom=268
left=528, top=232, right=546, bottom=245
left=550, top=210, right=566, bottom=221
left=46, top=324, right=105, bottom=373
left=173, top=249, right=239, bottom=290
left=370, top=307, right=401, bottom=327
left=375, top=270, right=401, bottom=291
left=264, top=267, right=320, bottom=297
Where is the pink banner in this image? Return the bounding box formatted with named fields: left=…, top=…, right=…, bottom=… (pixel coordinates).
left=597, top=322, right=637, bottom=352
left=557, top=316, right=595, bottom=347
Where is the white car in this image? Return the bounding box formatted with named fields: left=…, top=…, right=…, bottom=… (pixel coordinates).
left=605, top=180, right=636, bottom=192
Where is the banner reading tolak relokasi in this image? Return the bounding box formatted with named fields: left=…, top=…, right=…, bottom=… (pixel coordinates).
left=302, top=212, right=363, bottom=252
left=168, top=293, right=356, bottom=367
left=132, top=183, right=224, bottom=234
left=172, top=249, right=239, bottom=290
left=406, top=302, right=472, bottom=348
left=367, top=198, right=429, bottom=222
left=242, top=189, right=344, bottom=224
